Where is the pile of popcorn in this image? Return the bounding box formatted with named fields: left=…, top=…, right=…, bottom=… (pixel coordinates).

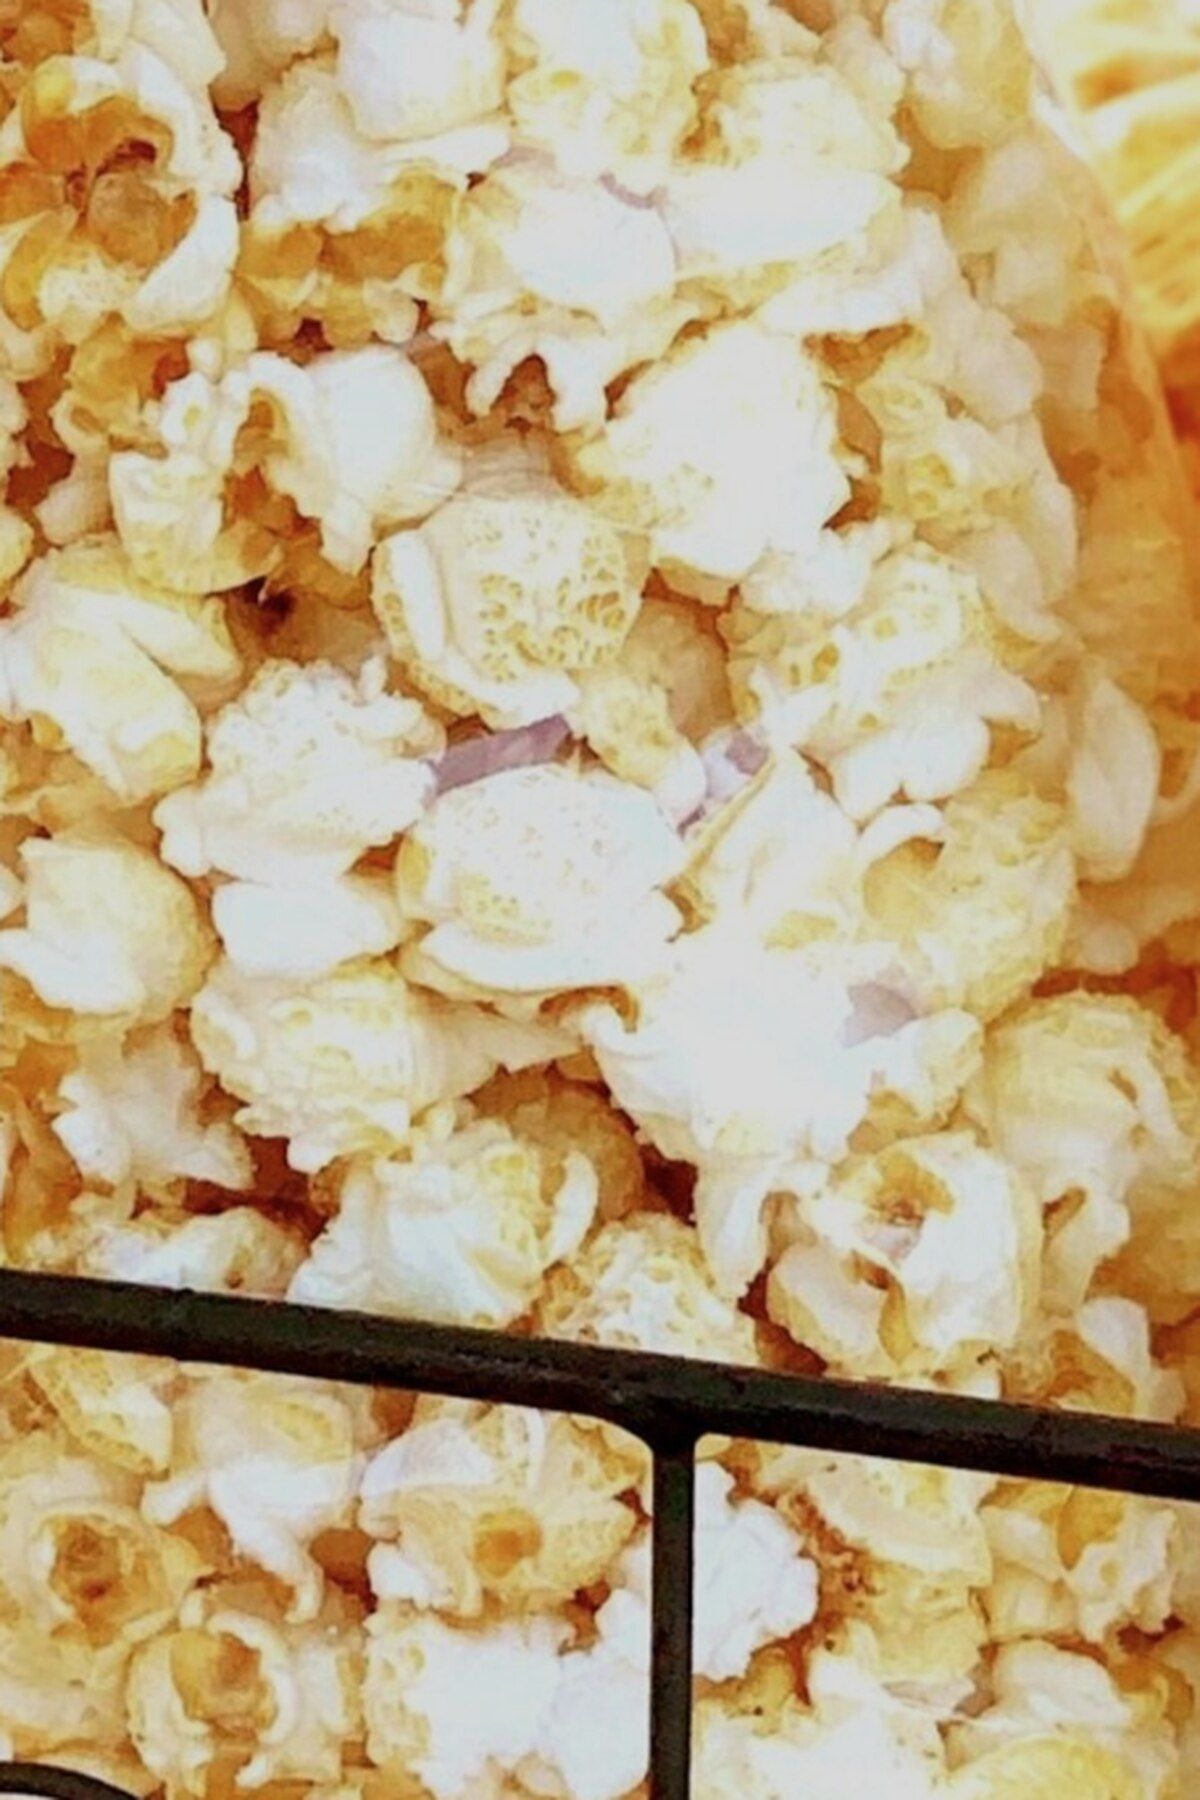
left=1, top=0, right=1200, bottom=1794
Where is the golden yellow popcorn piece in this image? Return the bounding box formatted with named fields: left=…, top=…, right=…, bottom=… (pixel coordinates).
left=127, top=1587, right=363, bottom=1795
left=475, top=1068, right=648, bottom=1223
left=360, top=1396, right=641, bottom=1616
left=863, top=769, right=1076, bottom=1019
left=25, top=1347, right=175, bottom=1475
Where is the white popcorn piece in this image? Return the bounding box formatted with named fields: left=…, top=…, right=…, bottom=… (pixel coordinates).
left=213, top=874, right=405, bottom=982
left=397, top=762, right=685, bottom=997
left=965, top=994, right=1200, bottom=1313
left=692, top=1464, right=819, bottom=1682
left=143, top=1372, right=367, bottom=1621
left=364, top=1605, right=567, bottom=1800
left=661, top=55, right=905, bottom=306
left=189, top=954, right=571, bottom=1171
left=248, top=53, right=505, bottom=239
left=290, top=1109, right=597, bottom=1327
left=537, top=1211, right=759, bottom=1363
left=155, top=659, right=437, bottom=886
left=332, top=0, right=506, bottom=143
left=730, top=544, right=1042, bottom=822
left=694, top=1640, right=949, bottom=1800
left=0, top=538, right=241, bottom=803
left=568, top=321, right=850, bottom=588
left=79, top=1203, right=304, bottom=1298
left=111, top=347, right=461, bottom=590
left=0, top=832, right=213, bottom=1022
left=53, top=1026, right=252, bottom=1192
left=770, top=1132, right=1041, bottom=1378
left=372, top=447, right=647, bottom=727
left=433, top=158, right=691, bottom=431
left=581, top=923, right=980, bottom=1295
left=504, top=0, right=709, bottom=190
left=360, top=1398, right=640, bottom=1616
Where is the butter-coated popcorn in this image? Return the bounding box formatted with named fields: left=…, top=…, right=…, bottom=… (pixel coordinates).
left=127, top=1590, right=363, bottom=1793
left=290, top=1108, right=597, bottom=1327
left=360, top=1397, right=641, bottom=1615
left=0, top=0, right=1198, bottom=1791
left=111, top=346, right=460, bottom=592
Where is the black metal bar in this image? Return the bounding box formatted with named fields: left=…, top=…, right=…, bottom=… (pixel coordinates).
left=650, top=1444, right=697, bottom=1800
left=1, top=1269, right=1198, bottom=1498
left=0, top=1766, right=141, bottom=1800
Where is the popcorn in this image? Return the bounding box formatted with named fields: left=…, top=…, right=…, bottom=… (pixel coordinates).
left=883, top=0, right=1035, bottom=150
left=111, top=346, right=461, bottom=591
left=360, top=1397, right=641, bottom=1616
left=1006, top=1297, right=1185, bottom=1423
left=0, top=831, right=214, bottom=1021
left=77, top=1202, right=305, bottom=1297
left=983, top=1482, right=1179, bottom=1644
left=662, top=55, right=905, bottom=309
left=0, top=537, right=241, bottom=804
left=536, top=1212, right=759, bottom=1363
left=127, top=1591, right=362, bottom=1793
left=331, top=0, right=506, bottom=143
left=23, top=1346, right=176, bottom=1475
left=213, top=873, right=405, bottom=982
left=504, top=0, right=709, bottom=190
left=475, top=1068, right=648, bottom=1224
left=0, top=43, right=241, bottom=350
left=155, top=658, right=438, bottom=885
left=143, top=1372, right=369, bottom=1621
left=53, top=1026, right=252, bottom=1193
left=189, top=954, right=570, bottom=1171
left=692, top=1464, right=819, bottom=1681
left=947, top=1640, right=1178, bottom=1798
left=566, top=320, right=850, bottom=589
left=0, top=1428, right=201, bottom=1646
left=397, top=762, right=684, bottom=998
left=768, top=1132, right=1041, bottom=1379
left=363, top=1604, right=566, bottom=1800
left=242, top=55, right=505, bottom=348
left=862, top=770, right=1077, bottom=1019
left=580, top=923, right=981, bottom=1295
left=289, top=1108, right=598, bottom=1328
left=965, top=995, right=1200, bottom=1315
left=372, top=447, right=647, bottom=728
left=432, top=158, right=692, bottom=431
left=726, top=543, right=1041, bottom=820
left=693, top=1640, right=949, bottom=1800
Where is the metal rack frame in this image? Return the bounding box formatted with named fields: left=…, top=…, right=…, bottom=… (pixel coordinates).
left=0, top=1267, right=1197, bottom=1800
